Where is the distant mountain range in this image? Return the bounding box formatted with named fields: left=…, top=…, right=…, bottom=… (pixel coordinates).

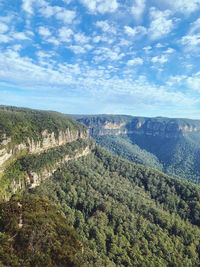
left=71, top=114, right=200, bottom=184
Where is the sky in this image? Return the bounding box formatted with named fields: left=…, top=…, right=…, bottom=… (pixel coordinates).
left=0, top=0, right=200, bottom=118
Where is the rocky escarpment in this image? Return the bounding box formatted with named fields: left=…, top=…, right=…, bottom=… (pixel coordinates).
left=74, top=115, right=200, bottom=139
left=0, top=128, right=89, bottom=171
left=0, top=139, right=93, bottom=202
left=8, top=146, right=91, bottom=200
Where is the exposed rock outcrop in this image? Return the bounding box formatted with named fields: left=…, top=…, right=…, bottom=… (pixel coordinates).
left=27, top=146, right=91, bottom=189
left=76, top=116, right=200, bottom=139
left=2, top=145, right=91, bottom=202
left=0, top=129, right=89, bottom=171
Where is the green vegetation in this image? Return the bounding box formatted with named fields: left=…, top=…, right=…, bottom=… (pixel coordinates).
left=0, top=107, right=200, bottom=266
left=0, top=139, right=91, bottom=201
left=94, top=135, right=163, bottom=171
left=29, top=146, right=200, bottom=266
left=72, top=114, right=200, bottom=128
left=0, top=195, right=82, bottom=267
left=70, top=114, right=133, bottom=126
left=0, top=106, right=87, bottom=146
left=72, top=114, right=200, bottom=184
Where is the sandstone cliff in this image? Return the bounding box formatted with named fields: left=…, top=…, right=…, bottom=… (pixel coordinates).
left=74, top=115, right=200, bottom=139
left=5, top=145, right=91, bottom=201
left=0, top=128, right=89, bottom=171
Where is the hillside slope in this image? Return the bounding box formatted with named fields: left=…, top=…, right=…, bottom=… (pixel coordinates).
left=71, top=114, right=200, bottom=184
left=0, top=195, right=82, bottom=267
left=0, top=106, right=90, bottom=201
left=30, top=146, right=200, bottom=266
left=0, top=107, right=200, bottom=266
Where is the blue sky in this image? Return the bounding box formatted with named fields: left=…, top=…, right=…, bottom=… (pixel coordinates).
left=0, top=0, right=200, bottom=118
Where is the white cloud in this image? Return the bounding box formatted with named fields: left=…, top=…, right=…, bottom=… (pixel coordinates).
left=22, top=0, right=48, bottom=14
left=0, top=47, right=197, bottom=116
left=39, top=5, right=55, bottom=17
left=181, top=34, right=200, bottom=50
left=69, top=45, right=86, bottom=54
left=92, top=34, right=115, bottom=44
left=12, top=32, right=30, bottom=40
left=187, top=73, right=200, bottom=91
left=156, top=0, right=200, bottom=15
left=39, top=5, right=76, bottom=24
left=155, top=43, right=165, bottom=48
left=189, top=18, right=200, bottom=34
left=118, top=38, right=132, bottom=47
left=149, top=8, right=174, bottom=40
left=166, top=75, right=187, bottom=86
left=38, top=26, right=51, bottom=37
left=131, top=0, right=146, bottom=22
left=96, top=20, right=117, bottom=34
left=37, top=51, right=54, bottom=58
left=58, top=27, right=73, bottom=42
left=93, top=35, right=101, bottom=43
left=0, top=34, right=10, bottom=43
left=56, top=9, right=76, bottom=24
left=64, top=0, right=72, bottom=4
left=143, top=46, right=152, bottom=53
left=74, top=32, right=90, bottom=44
left=181, top=18, right=200, bottom=51
left=93, top=47, right=124, bottom=62
left=151, top=55, right=168, bottom=64
left=164, top=47, right=175, bottom=53
left=84, top=44, right=93, bottom=50
left=80, top=0, right=118, bottom=14
left=46, top=37, right=60, bottom=46
left=0, top=21, right=8, bottom=33
left=12, top=44, right=23, bottom=51
left=127, top=57, right=143, bottom=66
left=0, top=15, right=13, bottom=24
left=22, top=0, right=35, bottom=14
left=124, top=25, right=147, bottom=37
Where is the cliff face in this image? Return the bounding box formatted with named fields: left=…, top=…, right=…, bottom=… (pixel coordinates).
left=0, top=137, right=92, bottom=202
left=0, top=128, right=89, bottom=171
left=7, top=146, right=91, bottom=201
left=0, top=106, right=92, bottom=202
left=75, top=116, right=200, bottom=139
left=73, top=115, right=200, bottom=185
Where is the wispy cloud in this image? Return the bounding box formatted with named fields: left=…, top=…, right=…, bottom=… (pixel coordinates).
left=131, top=0, right=146, bottom=22
left=124, top=25, right=147, bottom=37
left=38, top=26, right=51, bottom=37
left=0, top=21, right=9, bottom=33
left=151, top=55, right=168, bottom=64
left=58, top=27, right=73, bottom=43
left=80, top=0, right=118, bottom=14
left=156, top=0, right=200, bottom=15
left=187, top=72, right=200, bottom=91
left=127, top=57, right=143, bottom=66
left=149, top=8, right=175, bottom=40
left=181, top=18, right=200, bottom=51
left=96, top=20, right=117, bottom=34
left=1, top=0, right=200, bottom=117
left=22, top=0, right=35, bottom=14
left=39, top=5, right=76, bottom=24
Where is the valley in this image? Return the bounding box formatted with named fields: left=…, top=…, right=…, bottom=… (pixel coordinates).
left=0, top=107, right=200, bottom=266
left=72, top=114, right=200, bottom=185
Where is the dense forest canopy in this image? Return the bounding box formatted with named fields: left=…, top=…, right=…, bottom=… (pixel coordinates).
left=0, top=106, right=87, bottom=145
left=29, top=146, right=200, bottom=266
left=72, top=114, right=200, bottom=185
left=0, top=195, right=82, bottom=267
left=0, top=106, right=200, bottom=266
